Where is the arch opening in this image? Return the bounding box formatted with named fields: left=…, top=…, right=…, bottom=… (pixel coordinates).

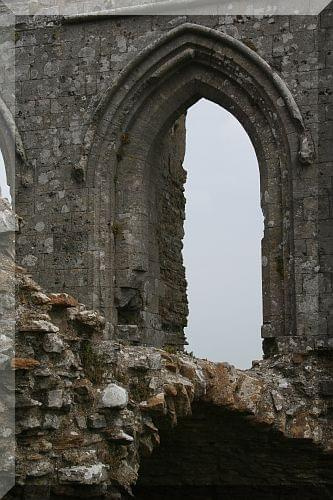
left=85, top=23, right=302, bottom=356
left=111, top=70, right=294, bottom=354
left=183, top=98, right=264, bottom=368
left=133, top=402, right=333, bottom=500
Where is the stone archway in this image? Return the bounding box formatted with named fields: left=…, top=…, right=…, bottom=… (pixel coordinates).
left=86, top=23, right=313, bottom=355
left=134, top=402, right=333, bottom=500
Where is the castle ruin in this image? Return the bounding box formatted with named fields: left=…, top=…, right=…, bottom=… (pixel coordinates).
left=0, top=1, right=332, bottom=498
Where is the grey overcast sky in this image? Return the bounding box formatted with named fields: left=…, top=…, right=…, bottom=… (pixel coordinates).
left=0, top=151, right=10, bottom=202
left=0, top=99, right=263, bottom=369
left=183, top=98, right=264, bottom=369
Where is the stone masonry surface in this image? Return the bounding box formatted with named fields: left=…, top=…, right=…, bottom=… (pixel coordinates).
left=0, top=2, right=332, bottom=498
left=0, top=197, right=332, bottom=498
left=8, top=5, right=332, bottom=354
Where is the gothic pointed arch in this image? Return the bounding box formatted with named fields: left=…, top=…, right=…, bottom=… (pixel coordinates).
left=84, top=23, right=313, bottom=167
left=85, top=23, right=314, bottom=353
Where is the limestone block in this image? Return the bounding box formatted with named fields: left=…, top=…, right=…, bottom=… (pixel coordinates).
left=18, top=319, right=59, bottom=334
left=99, top=383, right=128, bottom=409
left=43, top=333, right=64, bottom=353
left=58, top=463, right=109, bottom=484
left=47, top=389, right=63, bottom=408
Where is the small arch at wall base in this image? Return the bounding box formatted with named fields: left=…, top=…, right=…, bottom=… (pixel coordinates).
left=133, top=403, right=333, bottom=499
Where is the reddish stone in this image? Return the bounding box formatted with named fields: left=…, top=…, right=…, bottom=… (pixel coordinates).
left=11, top=358, right=40, bottom=370
left=49, top=293, right=79, bottom=308
left=140, top=393, right=166, bottom=414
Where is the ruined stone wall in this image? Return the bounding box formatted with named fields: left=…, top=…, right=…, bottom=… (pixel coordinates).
left=318, top=4, right=333, bottom=344
left=1, top=211, right=332, bottom=498
left=12, top=11, right=332, bottom=352
left=113, top=118, right=188, bottom=348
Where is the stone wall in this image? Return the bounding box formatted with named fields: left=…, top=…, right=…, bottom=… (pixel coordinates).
left=155, top=116, right=188, bottom=347
left=318, top=3, right=333, bottom=343
left=0, top=201, right=331, bottom=498
left=11, top=10, right=333, bottom=351
left=0, top=7, right=332, bottom=498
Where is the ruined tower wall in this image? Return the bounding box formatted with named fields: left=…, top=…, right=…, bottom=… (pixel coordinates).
left=13, top=12, right=332, bottom=353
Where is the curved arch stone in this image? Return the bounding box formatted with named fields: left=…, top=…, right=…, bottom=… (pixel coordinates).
left=83, top=23, right=314, bottom=169
left=84, top=22, right=311, bottom=352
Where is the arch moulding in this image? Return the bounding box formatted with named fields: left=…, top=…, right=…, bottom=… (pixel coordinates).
left=85, top=23, right=314, bottom=354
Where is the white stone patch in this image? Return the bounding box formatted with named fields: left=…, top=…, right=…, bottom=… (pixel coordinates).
left=123, top=230, right=136, bottom=245
left=262, top=256, right=268, bottom=267
left=59, top=463, right=108, bottom=485
left=71, top=126, right=81, bottom=145
left=43, top=414, right=60, bottom=430
left=32, top=291, right=51, bottom=304
left=99, top=383, right=128, bottom=409
left=36, top=201, right=45, bottom=212
left=26, top=460, right=53, bottom=477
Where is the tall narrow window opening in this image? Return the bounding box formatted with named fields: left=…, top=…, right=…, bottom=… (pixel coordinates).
left=183, top=99, right=264, bottom=369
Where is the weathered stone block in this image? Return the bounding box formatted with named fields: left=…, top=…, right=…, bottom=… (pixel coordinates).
left=43, top=333, right=64, bottom=353
left=58, top=464, right=108, bottom=485
left=99, top=384, right=128, bottom=409
left=47, top=389, right=63, bottom=408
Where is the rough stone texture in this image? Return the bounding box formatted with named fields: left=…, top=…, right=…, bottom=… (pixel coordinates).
left=0, top=197, right=15, bottom=497
left=0, top=5, right=332, bottom=498
left=99, top=383, right=128, bottom=409
left=7, top=8, right=331, bottom=354
left=318, top=3, right=333, bottom=345
left=0, top=198, right=331, bottom=498
left=156, top=116, right=188, bottom=347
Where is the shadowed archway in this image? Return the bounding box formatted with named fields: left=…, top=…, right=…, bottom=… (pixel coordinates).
left=134, top=402, right=333, bottom=500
